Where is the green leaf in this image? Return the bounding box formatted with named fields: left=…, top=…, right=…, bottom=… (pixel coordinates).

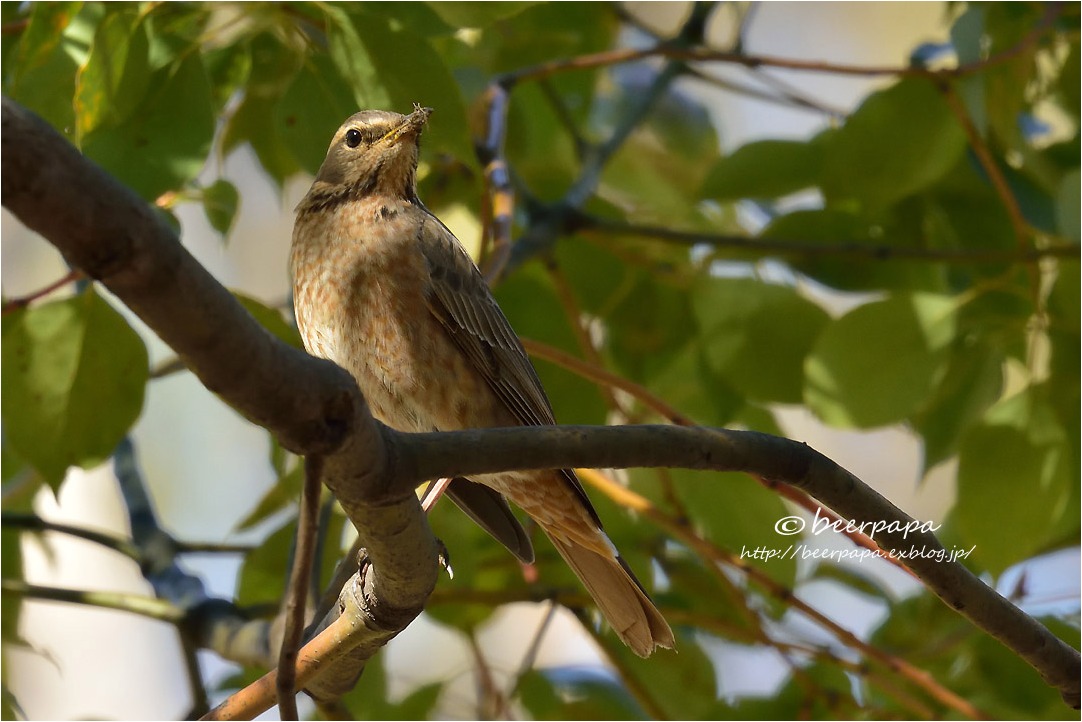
left=923, top=154, right=1017, bottom=281
left=950, top=7, right=988, bottom=134
left=339, top=650, right=442, bottom=720
left=221, top=34, right=304, bottom=185
left=1046, top=265, right=1080, bottom=482
left=601, top=93, right=719, bottom=227
left=140, top=3, right=208, bottom=72
left=5, top=2, right=87, bottom=137
left=1054, top=41, right=1079, bottom=122
left=644, top=341, right=742, bottom=427
left=604, top=272, right=698, bottom=382
left=760, top=208, right=944, bottom=293
left=424, top=2, right=537, bottom=28
left=1055, top=168, right=1080, bottom=242
left=493, top=263, right=608, bottom=425
left=982, top=4, right=1043, bottom=152
left=276, top=51, right=358, bottom=177
left=73, top=9, right=150, bottom=141
left=327, top=7, right=475, bottom=164
left=481, top=2, right=617, bottom=74
left=821, top=78, right=967, bottom=210
left=518, top=668, right=648, bottom=720
left=805, top=294, right=956, bottom=428
left=81, top=52, right=214, bottom=200
left=323, top=5, right=391, bottom=111
left=956, top=408, right=1072, bottom=574
left=10, top=2, right=83, bottom=73
left=676, top=470, right=797, bottom=586
left=363, top=4, right=456, bottom=36
left=1, top=524, right=25, bottom=645
left=236, top=516, right=293, bottom=607
left=235, top=462, right=302, bottom=531
left=701, top=139, right=823, bottom=201
left=911, top=339, right=1004, bottom=473
left=867, top=591, right=1070, bottom=717
left=597, top=79, right=719, bottom=225
left=960, top=619, right=1080, bottom=717
left=504, top=82, right=581, bottom=199
left=202, top=179, right=240, bottom=238
left=203, top=42, right=252, bottom=113
left=600, top=629, right=728, bottom=719
left=553, top=239, right=629, bottom=316
left=2, top=288, right=148, bottom=488
left=233, top=293, right=302, bottom=349
left=692, top=277, right=830, bottom=403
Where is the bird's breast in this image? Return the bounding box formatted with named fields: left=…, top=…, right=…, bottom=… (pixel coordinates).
left=291, top=199, right=491, bottom=433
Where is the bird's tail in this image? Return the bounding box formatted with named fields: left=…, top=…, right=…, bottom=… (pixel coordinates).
left=548, top=535, right=675, bottom=657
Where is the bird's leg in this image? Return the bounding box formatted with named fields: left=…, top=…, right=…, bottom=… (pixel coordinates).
left=419, top=476, right=455, bottom=512
left=419, top=478, right=455, bottom=578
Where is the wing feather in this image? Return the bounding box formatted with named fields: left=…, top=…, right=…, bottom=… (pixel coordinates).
left=416, top=213, right=601, bottom=526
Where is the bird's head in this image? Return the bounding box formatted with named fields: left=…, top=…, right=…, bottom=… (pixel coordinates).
left=299, top=105, right=432, bottom=210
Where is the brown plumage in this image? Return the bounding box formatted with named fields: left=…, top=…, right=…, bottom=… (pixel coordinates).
left=290, top=106, right=674, bottom=657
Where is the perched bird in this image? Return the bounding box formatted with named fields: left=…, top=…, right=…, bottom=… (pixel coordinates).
left=290, top=105, right=674, bottom=657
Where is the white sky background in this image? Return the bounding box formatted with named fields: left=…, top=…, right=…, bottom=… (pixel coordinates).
left=4, top=2, right=1075, bottom=719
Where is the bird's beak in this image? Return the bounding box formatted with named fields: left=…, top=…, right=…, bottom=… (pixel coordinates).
left=383, top=105, right=432, bottom=145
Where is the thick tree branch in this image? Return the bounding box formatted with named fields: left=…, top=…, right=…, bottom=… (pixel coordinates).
left=3, top=97, right=1078, bottom=711
left=1, top=97, right=358, bottom=458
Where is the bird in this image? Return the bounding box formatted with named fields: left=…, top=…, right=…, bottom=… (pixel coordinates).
left=290, top=105, right=674, bottom=657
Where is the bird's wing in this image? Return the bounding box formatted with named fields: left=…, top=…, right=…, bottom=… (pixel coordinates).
left=445, top=477, right=534, bottom=563
left=417, top=212, right=602, bottom=527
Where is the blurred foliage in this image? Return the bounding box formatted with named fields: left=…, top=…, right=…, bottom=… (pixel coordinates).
left=1, top=1, right=1079, bottom=719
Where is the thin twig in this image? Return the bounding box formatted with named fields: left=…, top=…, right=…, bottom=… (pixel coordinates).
left=681, top=63, right=849, bottom=117
left=277, top=454, right=324, bottom=720
left=512, top=600, right=559, bottom=688
left=150, top=356, right=188, bottom=379
left=1, top=580, right=186, bottom=623
left=174, top=541, right=257, bottom=554
left=937, top=80, right=1041, bottom=307
left=478, top=83, right=515, bottom=282
left=576, top=215, right=1078, bottom=264
left=467, top=634, right=507, bottom=720
left=536, top=78, right=590, bottom=158
left=543, top=263, right=628, bottom=415
left=2, top=513, right=142, bottom=561
left=1, top=19, right=28, bottom=35
left=181, top=641, right=212, bottom=719
left=1, top=269, right=84, bottom=315
left=500, top=10, right=1057, bottom=86
left=938, top=83, right=1030, bottom=250
left=520, top=337, right=694, bottom=424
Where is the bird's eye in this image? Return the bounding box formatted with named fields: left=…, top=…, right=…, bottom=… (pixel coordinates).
left=345, top=128, right=363, bottom=148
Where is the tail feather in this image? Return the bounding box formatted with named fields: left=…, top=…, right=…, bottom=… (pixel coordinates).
left=549, top=536, right=675, bottom=657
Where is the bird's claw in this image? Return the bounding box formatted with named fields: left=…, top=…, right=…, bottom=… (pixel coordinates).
left=435, top=538, right=453, bottom=580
